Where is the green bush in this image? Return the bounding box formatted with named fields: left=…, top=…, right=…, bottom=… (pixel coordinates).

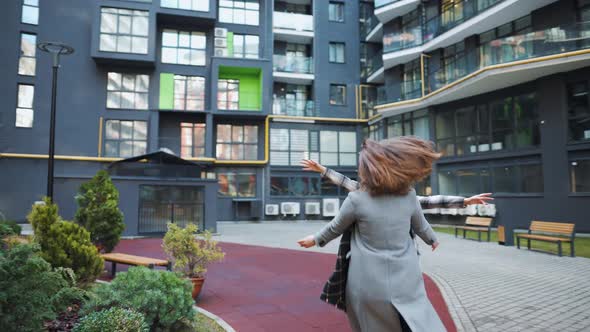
left=0, top=220, right=21, bottom=236
left=75, top=170, right=125, bottom=253
left=74, top=307, right=148, bottom=332
left=0, top=223, right=15, bottom=239
left=28, top=198, right=104, bottom=285
left=0, top=244, right=86, bottom=332
left=82, top=267, right=196, bottom=330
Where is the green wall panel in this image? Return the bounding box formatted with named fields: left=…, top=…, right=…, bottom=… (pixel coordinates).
left=218, top=66, right=262, bottom=111
left=159, top=73, right=174, bottom=109
left=227, top=32, right=234, bottom=57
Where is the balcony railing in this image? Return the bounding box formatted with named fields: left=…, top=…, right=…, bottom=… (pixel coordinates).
left=377, top=22, right=590, bottom=106
left=273, top=54, right=314, bottom=74
left=273, top=11, right=314, bottom=32
left=375, top=0, right=403, bottom=9
left=383, top=0, right=505, bottom=54
left=360, top=14, right=380, bottom=40
left=361, top=53, right=384, bottom=80
left=272, top=98, right=315, bottom=117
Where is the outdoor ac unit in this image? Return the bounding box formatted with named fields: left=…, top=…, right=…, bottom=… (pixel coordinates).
left=214, top=48, right=228, bottom=57
left=477, top=204, right=496, bottom=217
left=440, top=208, right=458, bottom=215
left=457, top=205, right=478, bottom=216
left=265, top=204, right=279, bottom=216
left=305, top=202, right=321, bottom=215
left=322, top=198, right=340, bottom=217
left=281, top=202, right=300, bottom=216
left=214, top=37, right=227, bottom=48
left=214, top=27, right=227, bottom=38
left=422, top=208, right=440, bottom=215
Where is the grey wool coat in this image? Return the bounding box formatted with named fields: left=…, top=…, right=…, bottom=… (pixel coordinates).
left=314, top=189, right=446, bottom=332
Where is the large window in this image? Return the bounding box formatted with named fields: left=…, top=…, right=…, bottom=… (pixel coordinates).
left=218, top=172, right=256, bottom=197
left=99, top=8, right=149, bottom=54
left=369, top=122, right=384, bottom=141
left=329, top=42, right=345, bottom=63
left=162, top=29, right=206, bottom=66
left=387, top=109, right=430, bottom=139
left=329, top=2, right=344, bottom=22
left=270, top=176, right=322, bottom=196
left=107, top=72, right=149, bottom=110
left=216, top=124, right=258, bottom=160
left=479, top=15, right=532, bottom=66
left=217, top=79, right=239, bottom=110
left=21, top=0, right=38, bottom=25
left=174, top=75, right=205, bottom=110
left=233, top=34, right=259, bottom=58
left=180, top=122, right=205, bottom=158
left=439, top=162, right=543, bottom=195
left=435, top=93, right=539, bottom=157
left=567, top=81, right=590, bottom=142
left=219, top=0, right=259, bottom=26
left=270, top=129, right=318, bottom=166
left=15, top=84, right=34, bottom=128
left=161, top=0, right=209, bottom=12
left=320, top=131, right=357, bottom=166
left=329, top=84, right=346, bottom=105
left=104, top=120, right=147, bottom=157
left=18, top=33, right=36, bottom=76
left=571, top=159, right=590, bottom=193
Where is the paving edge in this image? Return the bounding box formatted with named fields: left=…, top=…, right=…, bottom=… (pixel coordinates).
left=95, top=280, right=236, bottom=332
left=426, top=272, right=477, bottom=332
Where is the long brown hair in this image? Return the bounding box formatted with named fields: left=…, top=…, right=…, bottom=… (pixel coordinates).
left=358, top=137, right=441, bottom=196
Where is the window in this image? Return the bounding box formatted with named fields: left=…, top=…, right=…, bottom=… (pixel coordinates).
left=16, top=84, right=34, bottom=128
left=18, top=33, right=36, bottom=76
left=329, top=42, right=345, bottom=63
left=270, top=176, right=323, bottom=196
left=567, top=81, right=590, bottom=141
left=174, top=75, right=205, bottom=110
left=161, top=29, right=206, bottom=66
left=329, top=2, right=344, bottom=22
left=369, top=122, right=384, bottom=141
left=435, top=92, right=538, bottom=157
left=216, top=124, right=258, bottom=160
left=107, top=72, right=149, bottom=110
left=233, top=34, right=259, bottom=58
left=161, top=0, right=209, bottom=12
left=217, top=79, right=239, bottom=110
left=218, top=172, right=256, bottom=197
left=99, top=8, right=149, bottom=54
left=219, top=0, right=259, bottom=26
left=21, top=0, right=38, bottom=25
left=180, top=122, right=205, bottom=158
left=387, top=109, right=430, bottom=139
left=320, top=131, right=357, bottom=166
left=329, top=84, right=346, bottom=105
left=571, top=159, right=590, bottom=192
left=270, top=129, right=318, bottom=166
left=104, top=120, right=147, bottom=157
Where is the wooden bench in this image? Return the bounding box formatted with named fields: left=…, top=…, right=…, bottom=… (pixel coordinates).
left=101, top=253, right=172, bottom=277
left=454, top=217, right=494, bottom=242
left=516, top=221, right=576, bottom=257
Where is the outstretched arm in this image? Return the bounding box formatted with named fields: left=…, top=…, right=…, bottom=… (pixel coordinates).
left=411, top=195, right=439, bottom=251
left=301, top=159, right=359, bottom=192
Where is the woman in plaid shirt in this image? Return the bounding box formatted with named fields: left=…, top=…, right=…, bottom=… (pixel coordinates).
left=298, top=158, right=492, bottom=313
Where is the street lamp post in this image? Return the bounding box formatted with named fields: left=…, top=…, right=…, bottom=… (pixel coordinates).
left=37, top=42, right=74, bottom=199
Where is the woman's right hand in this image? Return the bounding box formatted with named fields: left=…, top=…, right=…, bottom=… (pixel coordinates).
left=297, top=235, right=316, bottom=248
left=300, top=159, right=326, bottom=174
left=431, top=242, right=440, bottom=251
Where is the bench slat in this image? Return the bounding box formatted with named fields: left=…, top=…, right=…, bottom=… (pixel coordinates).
left=517, top=234, right=572, bottom=242
left=101, top=253, right=169, bottom=267
left=530, top=221, right=574, bottom=235
left=456, top=226, right=491, bottom=231
left=465, top=217, right=493, bottom=227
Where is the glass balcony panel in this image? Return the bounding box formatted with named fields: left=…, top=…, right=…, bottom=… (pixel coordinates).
left=383, top=26, right=423, bottom=53
left=273, top=54, right=314, bottom=74
left=272, top=98, right=315, bottom=117
left=375, top=0, right=402, bottom=9
left=273, top=11, right=313, bottom=32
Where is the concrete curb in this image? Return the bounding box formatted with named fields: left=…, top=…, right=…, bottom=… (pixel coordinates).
left=194, top=305, right=236, bottom=332
left=426, top=272, right=477, bottom=332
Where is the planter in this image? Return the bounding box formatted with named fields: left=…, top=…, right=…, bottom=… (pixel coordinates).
left=190, top=277, right=205, bottom=300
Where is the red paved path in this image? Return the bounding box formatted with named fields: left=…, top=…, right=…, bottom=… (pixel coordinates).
left=108, top=238, right=457, bottom=332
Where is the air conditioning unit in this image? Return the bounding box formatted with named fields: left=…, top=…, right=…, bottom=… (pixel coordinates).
left=281, top=202, right=300, bottom=216
left=305, top=202, right=321, bottom=215
left=214, top=27, right=227, bottom=38
left=214, top=37, right=227, bottom=48
left=422, top=208, right=440, bottom=215
left=477, top=204, right=496, bottom=217
left=322, top=198, right=340, bottom=217
left=440, top=208, right=458, bottom=215
left=265, top=204, right=279, bottom=216
left=214, top=48, right=228, bottom=57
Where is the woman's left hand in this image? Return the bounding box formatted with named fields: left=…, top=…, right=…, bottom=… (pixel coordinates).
left=464, top=193, right=493, bottom=206
left=297, top=235, right=316, bottom=248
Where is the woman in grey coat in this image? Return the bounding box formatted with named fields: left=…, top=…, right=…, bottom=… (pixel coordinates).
left=298, top=137, right=448, bottom=332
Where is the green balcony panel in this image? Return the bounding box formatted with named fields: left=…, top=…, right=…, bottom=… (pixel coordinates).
left=159, top=73, right=175, bottom=109
left=219, top=66, right=263, bottom=111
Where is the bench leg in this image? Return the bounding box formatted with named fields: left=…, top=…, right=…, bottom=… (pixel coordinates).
left=557, top=241, right=562, bottom=257
left=167, top=262, right=172, bottom=271
left=487, top=231, right=491, bottom=242
left=527, top=239, right=531, bottom=250
left=571, top=242, right=575, bottom=257
left=517, top=237, right=520, bottom=249
left=463, top=229, right=466, bottom=239
left=478, top=231, right=481, bottom=242
left=148, top=263, right=155, bottom=269
left=111, top=262, right=117, bottom=278
left=454, top=228, right=458, bottom=238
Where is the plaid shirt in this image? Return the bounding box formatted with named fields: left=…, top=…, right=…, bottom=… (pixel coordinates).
left=319, top=168, right=466, bottom=311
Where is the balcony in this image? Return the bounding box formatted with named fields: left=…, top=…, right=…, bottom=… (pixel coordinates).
left=273, top=54, right=314, bottom=85
left=361, top=14, right=383, bottom=43
left=375, top=0, right=421, bottom=25
left=382, top=0, right=558, bottom=70
left=363, top=53, right=384, bottom=83
left=376, top=22, right=590, bottom=116
left=376, top=78, right=422, bottom=105
left=272, top=98, right=315, bottom=117
left=273, top=11, right=314, bottom=44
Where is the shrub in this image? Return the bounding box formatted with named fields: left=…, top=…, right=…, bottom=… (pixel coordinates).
left=28, top=198, right=104, bottom=285
left=162, top=223, right=224, bottom=278
left=74, top=307, right=148, bottom=332
left=82, top=267, right=196, bottom=330
left=0, top=244, right=86, bottom=332
left=0, top=223, right=15, bottom=239
left=75, top=170, right=125, bottom=253
left=0, top=220, right=21, bottom=236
